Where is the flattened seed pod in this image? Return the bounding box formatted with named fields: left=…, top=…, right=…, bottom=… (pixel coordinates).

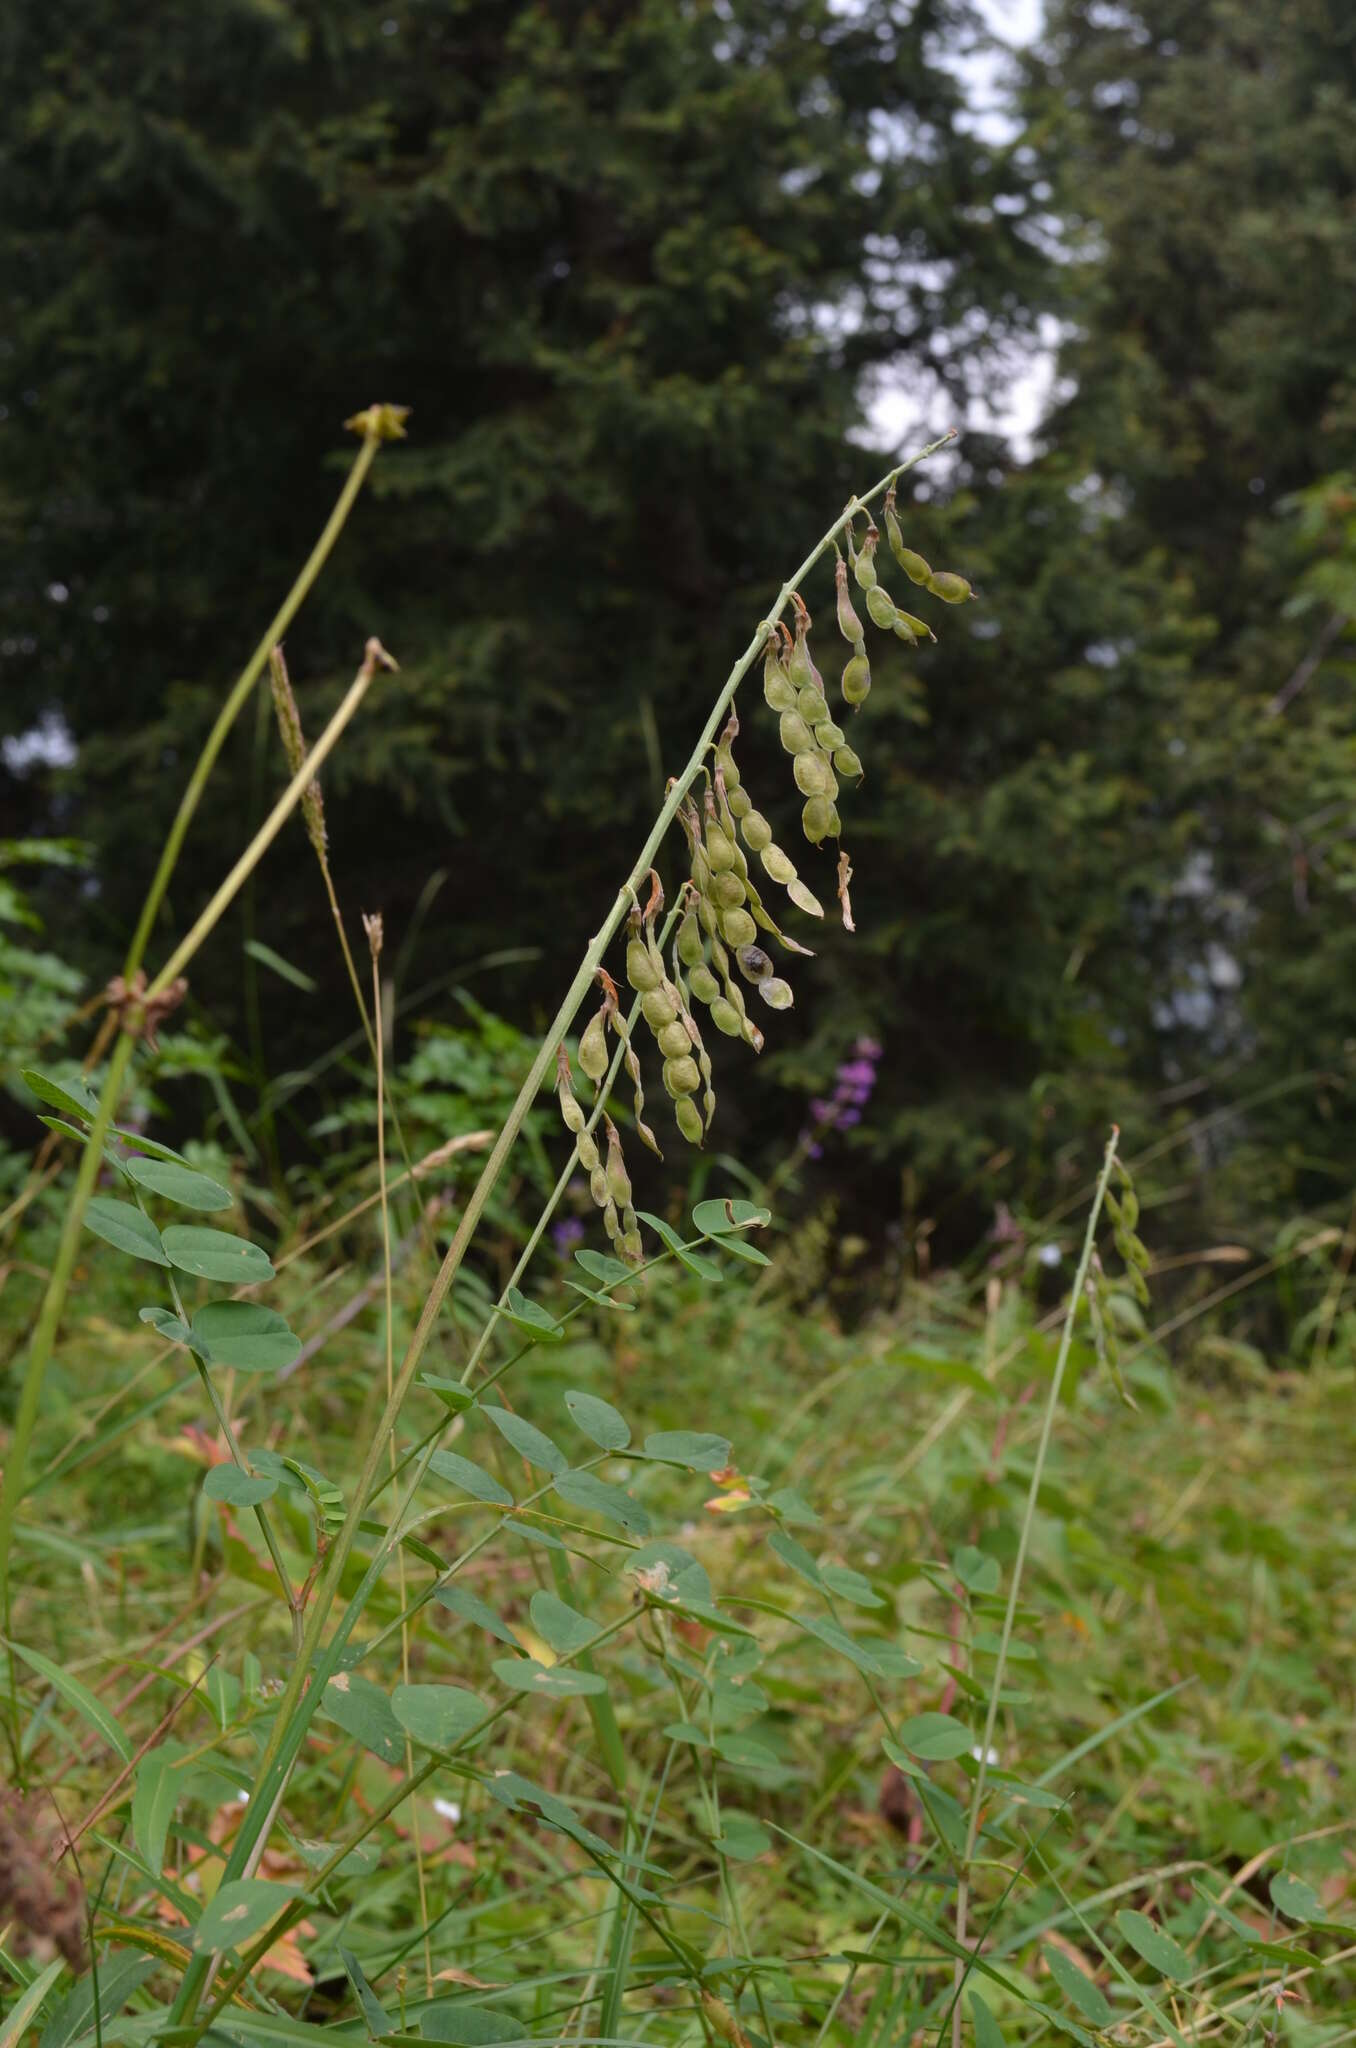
left=895, top=609, right=935, bottom=643
left=658, top=1018, right=692, bottom=1060
left=675, top=1095, right=704, bottom=1145
left=802, top=795, right=839, bottom=844
left=736, top=943, right=774, bottom=983
left=626, top=935, right=661, bottom=993
left=603, top=1117, right=632, bottom=1208
left=883, top=489, right=932, bottom=586
left=696, top=891, right=718, bottom=937
left=814, top=716, right=847, bottom=751
left=849, top=523, right=880, bottom=592
left=841, top=651, right=871, bottom=708
left=710, top=869, right=747, bottom=911
left=689, top=962, right=721, bottom=1004
left=865, top=586, right=897, bottom=632
left=787, top=602, right=825, bottom=695
left=709, top=996, right=743, bottom=1036
left=760, top=843, right=797, bottom=886
left=641, top=986, right=679, bottom=1032
left=556, top=1047, right=586, bottom=1134
left=705, top=817, right=738, bottom=872
left=793, top=750, right=838, bottom=800
left=590, top=1164, right=611, bottom=1207
left=662, top=1055, right=701, bottom=1098
left=779, top=710, right=816, bottom=756
left=836, top=552, right=865, bottom=646
left=719, top=906, right=757, bottom=949
left=927, top=570, right=975, bottom=604
left=677, top=904, right=704, bottom=967
left=763, top=635, right=797, bottom=713
left=741, top=809, right=772, bottom=853
left=578, top=1005, right=609, bottom=1085
left=796, top=684, right=826, bottom=723
left=788, top=876, right=824, bottom=917
left=758, top=977, right=794, bottom=1010
left=727, top=785, right=752, bottom=820
left=577, top=1130, right=601, bottom=1174
left=834, top=745, right=864, bottom=779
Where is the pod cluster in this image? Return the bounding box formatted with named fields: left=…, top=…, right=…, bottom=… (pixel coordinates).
left=556, top=1041, right=643, bottom=1265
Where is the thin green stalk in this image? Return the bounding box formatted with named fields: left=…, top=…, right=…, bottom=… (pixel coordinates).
left=169, top=429, right=954, bottom=2027
left=951, top=1127, right=1120, bottom=2045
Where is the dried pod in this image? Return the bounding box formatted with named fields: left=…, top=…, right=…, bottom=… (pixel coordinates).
left=834, top=745, right=864, bottom=779
left=736, top=943, right=774, bottom=983
left=779, top=710, right=816, bottom=757
left=841, top=651, right=872, bottom=708
left=813, top=716, right=847, bottom=751
left=802, top=795, right=840, bottom=844
left=835, top=553, right=865, bottom=647
left=758, top=977, right=794, bottom=1010
left=865, top=585, right=897, bottom=632
left=578, top=1005, right=609, bottom=1085
left=740, top=809, right=772, bottom=853
left=763, top=635, right=797, bottom=713
left=849, top=523, right=880, bottom=592
left=675, top=1095, right=704, bottom=1145
left=927, top=570, right=974, bottom=605
left=662, top=1055, right=701, bottom=1098
left=787, top=876, right=824, bottom=917
left=793, top=751, right=838, bottom=801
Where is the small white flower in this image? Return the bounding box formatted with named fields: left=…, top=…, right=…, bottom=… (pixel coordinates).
left=971, top=1745, right=1000, bottom=1766
left=1037, top=1243, right=1062, bottom=1269
left=434, top=1798, right=462, bottom=1824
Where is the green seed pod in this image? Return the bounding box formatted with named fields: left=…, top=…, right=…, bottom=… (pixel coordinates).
left=578, top=1007, right=608, bottom=1084
left=865, top=585, right=896, bottom=631
left=709, top=996, right=743, bottom=1036
left=677, top=905, right=704, bottom=967
left=719, top=906, right=757, bottom=949
left=689, top=839, right=713, bottom=896
left=658, top=1019, right=692, bottom=1060
left=589, top=1164, right=610, bottom=1207
left=641, top=986, right=678, bottom=1032
left=705, top=819, right=738, bottom=872
left=696, top=890, right=718, bottom=937
left=736, top=943, right=774, bottom=983
left=758, top=977, right=794, bottom=1010
left=787, top=877, right=824, bottom=917
left=787, top=613, right=824, bottom=695
left=763, top=638, right=797, bottom=713
left=927, top=570, right=974, bottom=605
left=715, top=741, right=741, bottom=791
left=841, top=652, right=872, bottom=707
left=626, top=936, right=661, bottom=993
left=740, top=809, right=772, bottom=852
left=834, top=745, right=864, bottom=779
left=796, top=684, right=825, bottom=723
left=675, top=1095, right=704, bottom=1145
left=621, top=1226, right=643, bottom=1265
left=802, top=795, right=839, bottom=844
left=604, top=1120, right=632, bottom=1208
left=893, top=614, right=918, bottom=647
left=559, top=1092, right=585, bottom=1135
left=578, top=1131, right=601, bottom=1174
left=779, top=710, right=816, bottom=756
left=760, top=843, right=797, bottom=886
left=836, top=552, right=865, bottom=645
left=850, top=523, right=880, bottom=592
left=662, top=1055, right=701, bottom=1098
left=727, top=784, right=751, bottom=820
left=710, top=869, right=747, bottom=911
left=814, top=716, right=847, bottom=751
left=896, top=610, right=935, bottom=642
left=602, top=1197, right=620, bottom=1242
left=793, top=750, right=838, bottom=800
left=883, top=492, right=932, bottom=585
left=689, top=962, right=721, bottom=1004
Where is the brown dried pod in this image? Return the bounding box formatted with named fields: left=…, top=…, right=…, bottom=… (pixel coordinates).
left=736, top=943, right=774, bottom=983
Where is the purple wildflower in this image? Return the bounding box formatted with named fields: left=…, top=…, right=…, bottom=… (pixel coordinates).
left=552, top=1216, right=586, bottom=1256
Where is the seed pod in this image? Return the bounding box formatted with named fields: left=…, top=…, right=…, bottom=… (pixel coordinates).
left=779, top=710, right=816, bottom=756
left=696, top=891, right=718, bottom=937
left=788, top=876, right=824, bottom=917
left=835, top=552, right=865, bottom=646
left=626, top=935, right=661, bottom=993
left=841, top=652, right=871, bottom=707
left=719, top=906, right=757, bottom=949
left=689, top=962, right=721, bottom=1004
left=927, top=570, right=974, bottom=605
left=814, top=716, right=846, bottom=750
left=662, top=1055, right=701, bottom=1098
left=883, top=489, right=932, bottom=585
left=834, top=745, right=864, bottom=779
left=710, top=869, right=747, bottom=911
left=602, top=1198, right=621, bottom=1244
left=677, top=904, right=704, bottom=968
left=603, top=1116, right=632, bottom=1209
left=865, top=585, right=897, bottom=632
left=558, top=1092, right=585, bottom=1135
left=657, top=1018, right=692, bottom=1060
left=603, top=989, right=661, bottom=1159
left=577, top=1130, right=601, bottom=1174
left=740, top=809, right=772, bottom=853
left=715, top=741, right=740, bottom=791
left=727, top=784, right=751, bottom=820
left=621, top=1224, right=643, bottom=1265
left=578, top=1005, right=608, bottom=1085
left=709, top=996, right=743, bottom=1036
left=787, top=600, right=825, bottom=695
left=802, top=795, right=840, bottom=844
left=641, top=986, right=679, bottom=1032
left=758, top=977, right=794, bottom=1010
left=736, top=943, right=774, bottom=983
left=793, top=750, right=838, bottom=800
left=760, top=843, right=797, bottom=886
left=589, top=1164, right=610, bottom=1208
left=705, top=817, right=738, bottom=873
left=763, top=636, right=797, bottom=713
left=675, top=1095, right=704, bottom=1145
left=849, top=523, right=880, bottom=592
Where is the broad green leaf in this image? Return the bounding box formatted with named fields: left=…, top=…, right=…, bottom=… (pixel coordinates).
left=163, top=1225, right=274, bottom=1283
left=973, top=1631, right=1037, bottom=1660
left=83, top=1197, right=169, bottom=1266
left=132, top=1753, right=180, bottom=1876
left=528, top=1591, right=596, bottom=1655
left=574, top=1249, right=632, bottom=1286
left=564, top=1388, right=630, bottom=1450
left=715, top=1732, right=779, bottom=1771
left=243, top=938, right=317, bottom=991
left=564, top=1280, right=635, bottom=1312
left=485, top=1771, right=612, bottom=1857
left=952, top=1544, right=1001, bottom=1594
left=765, top=1484, right=820, bottom=1525
left=1044, top=1947, right=1112, bottom=2026
left=969, top=1991, right=1007, bottom=2048
left=37, top=1115, right=95, bottom=1146
left=10, top=1640, right=132, bottom=1760
left=499, top=1285, right=563, bottom=1344
left=37, top=1950, right=156, bottom=2048
left=881, top=1737, right=925, bottom=1780
left=435, top=1583, right=520, bottom=1645
left=554, top=1469, right=650, bottom=1535
left=427, top=1449, right=513, bottom=1507
left=420, top=1375, right=476, bottom=1412
left=664, top=1721, right=711, bottom=1747
left=635, top=1209, right=724, bottom=1282
left=627, top=1540, right=711, bottom=1603
left=820, top=1563, right=884, bottom=1608
left=987, top=1769, right=1066, bottom=1810
left=0, top=1960, right=67, bottom=2048
left=1269, top=1870, right=1322, bottom=1923
left=22, top=1066, right=98, bottom=1122
left=114, top=1129, right=192, bottom=1165
left=419, top=2004, right=520, bottom=2045
left=768, top=1528, right=824, bottom=1589
left=192, top=1301, right=299, bottom=1374
left=1115, top=1910, right=1192, bottom=1982
left=321, top=1673, right=405, bottom=1763
left=896, top=1712, right=973, bottom=1761
left=643, top=1429, right=731, bottom=1471
left=714, top=1813, right=773, bottom=1861
left=202, top=1465, right=278, bottom=1507
left=873, top=1646, right=925, bottom=1679
left=492, top=1656, right=607, bottom=1698
left=123, top=1155, right=234, bottom=1211
left=191, top=1878, right=297, bottom=1952
left=795, top=1614, right=885, bottom=1676
left=1191, top=1886, right=1319, bottom=1965
left=691, top=1197, right=771, bottom=1235
left=483, top=1404, right=567, bottom=1475
left=392, top=1682, right=487, bottom=1750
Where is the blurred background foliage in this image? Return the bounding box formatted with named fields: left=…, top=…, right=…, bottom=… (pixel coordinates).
left=4, top=0, right=1356, bottom=1294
